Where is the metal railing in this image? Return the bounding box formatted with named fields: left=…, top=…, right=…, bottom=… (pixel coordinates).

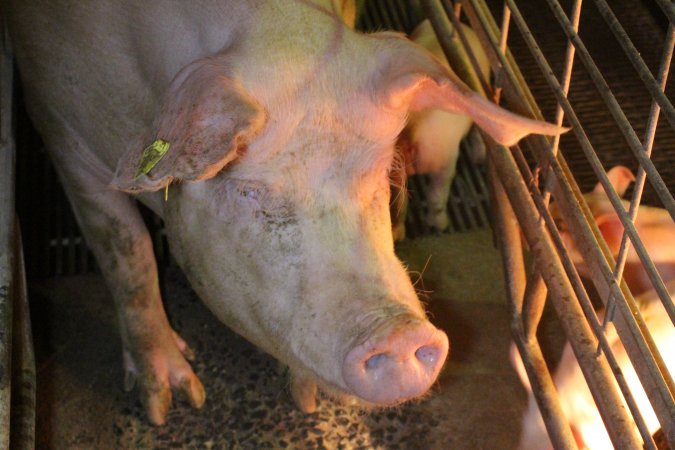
left=0, top=21, right=36, bottom=450
left=420, top=0, right=674, bottom=448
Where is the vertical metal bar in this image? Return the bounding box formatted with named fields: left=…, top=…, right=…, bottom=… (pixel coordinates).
left=0, top=23, right=15, bottom=449
left=10, top=224, right=36, bottom=450
left=541, top=0, right=675, bottom=221
left=606, top=25, right=675, bottom=324
left=488, top=155, right=577, bottom=450
left=492, top=141, right=643, bottom=449
left=512, top=145, right=660, bottom=450
left=501, top=1, right=675, bottom=443
left=425, top=0, right=487, bottom=95
left=456, top=154, right=488, bottom=226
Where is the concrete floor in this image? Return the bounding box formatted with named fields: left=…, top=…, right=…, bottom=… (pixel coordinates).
left=30, top=230, right=549, bottom=449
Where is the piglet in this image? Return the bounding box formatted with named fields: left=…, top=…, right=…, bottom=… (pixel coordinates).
left=511, top=282, right=675, bottom=449
left=392, top=19, right=490, bottom=240
left=553, top=166, right=675, bottom=295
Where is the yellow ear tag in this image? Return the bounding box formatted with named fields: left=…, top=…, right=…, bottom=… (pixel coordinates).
left=164, top=184, right=169, bottom=202
left=134, top=139, right=171, bottom=180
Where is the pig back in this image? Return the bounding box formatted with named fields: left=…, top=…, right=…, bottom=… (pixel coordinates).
left=3, top=0, right=254, bottom=171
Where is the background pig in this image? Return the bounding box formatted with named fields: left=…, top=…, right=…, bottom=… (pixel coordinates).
left=511, top=282, right=675, bottom=450
left=553, top=166, right=675, bottom=295
left=392, top=19, right=490, bottom=241
left=4, top=0, right=564, bottom=424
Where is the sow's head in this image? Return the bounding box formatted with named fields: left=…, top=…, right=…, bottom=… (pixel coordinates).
left=110, top=28, right=565, bottom=411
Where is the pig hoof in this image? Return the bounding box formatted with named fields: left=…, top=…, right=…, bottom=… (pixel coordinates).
left=290, top=372, right=318, bottom=413
left=172, top=330, right=196, bottom=361
left=178, top=376, right=206, bottom=409
left=141, top=375, right=173, bottom=426
left=122, top=335, right=206, bottom=425
left=140, top=369, right=205, bottom=426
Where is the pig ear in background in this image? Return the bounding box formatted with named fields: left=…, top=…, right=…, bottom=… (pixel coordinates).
left=593, top=165, right=636, bottom=197
left=377, top=41, right=568, bottom=147
left=112, top=59, right=266, bottom=193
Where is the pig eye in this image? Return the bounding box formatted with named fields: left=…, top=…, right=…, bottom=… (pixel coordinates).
left=236, top=183, right=264, bottom=201
left=240, top=187, right=259, bottom=199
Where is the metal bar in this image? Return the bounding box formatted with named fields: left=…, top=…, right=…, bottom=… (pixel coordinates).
left=654, top=0, right=675, bottom=27
left=485, top=104, right=574, bottom=449
left=457, top=1, right=675, bottom=446
left=512, top=144, right=659, bottom=450
left=442, top=0, right=493, bottom=96
left=502, top=1, right=675, bottom=443
left=10, top=223, right=36, bottom=450
left=504, top=0, right=675, bottom=317
left=541, top=0, right=675, bottom=221
left=424, top=0, right=487, bottom=95
left=0, top=22, right=15, bottom=449
left=591, top=0, right=675, bottom=131
left=456, top=152, right=488, bottom=227
left=608, top=25, right=675, bottom=325
left=490, top=140, right=643, bottom=449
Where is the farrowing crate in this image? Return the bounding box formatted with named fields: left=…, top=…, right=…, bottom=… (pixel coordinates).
left=416, top=0, right=674, bottom=448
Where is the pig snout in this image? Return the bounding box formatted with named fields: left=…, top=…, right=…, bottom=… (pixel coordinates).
left=342, top=317, right=449, bottom=404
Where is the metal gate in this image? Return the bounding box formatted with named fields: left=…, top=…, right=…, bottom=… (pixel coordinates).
left=414, top=0, right=674, bottom=448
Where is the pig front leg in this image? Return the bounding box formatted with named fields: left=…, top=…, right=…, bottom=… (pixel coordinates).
left=49, top=147, right=205, bottom=425
left=424, top=161, right=458, bottom=232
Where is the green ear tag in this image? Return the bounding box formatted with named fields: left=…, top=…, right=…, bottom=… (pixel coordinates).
left=134, top=139, right=171, bottom=179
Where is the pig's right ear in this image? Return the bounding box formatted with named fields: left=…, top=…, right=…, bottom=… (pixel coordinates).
left=112, top=59, right=266, bottom=193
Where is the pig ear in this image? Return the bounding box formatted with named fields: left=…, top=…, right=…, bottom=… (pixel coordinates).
left=112, top=60, right=266, bottom=193
left=377, top=42, right=568, bottom=147
left=593, top=166, right=635, bottom=197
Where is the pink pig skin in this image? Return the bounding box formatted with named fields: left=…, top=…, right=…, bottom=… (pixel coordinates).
left=5, top=0, right=565, bottom=424
left=554, top=166, right=675, bottom=296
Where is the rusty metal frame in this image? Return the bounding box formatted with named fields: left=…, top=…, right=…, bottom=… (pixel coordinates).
left=0, top=22, right=36, bottom=450
left=420, top=0, right=674, bottom=448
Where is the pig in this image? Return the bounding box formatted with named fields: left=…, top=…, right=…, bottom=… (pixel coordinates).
left=552, top=166, right=675, bottom=295
left=511, top=282, right=675, bottom=450
left=392, top=19, right=490, bottom=241
left=4, top=0, right=565, bottom=425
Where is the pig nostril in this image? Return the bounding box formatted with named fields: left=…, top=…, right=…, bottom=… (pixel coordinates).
left=415, top=345, right=440, bottom=365
left=365, top=353, right=388, bottom=370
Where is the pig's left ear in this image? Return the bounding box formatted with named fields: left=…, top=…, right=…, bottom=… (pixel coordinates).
left=377, top=41, right=567, bottom=147
left=112, top=59, right=266, bottom=193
